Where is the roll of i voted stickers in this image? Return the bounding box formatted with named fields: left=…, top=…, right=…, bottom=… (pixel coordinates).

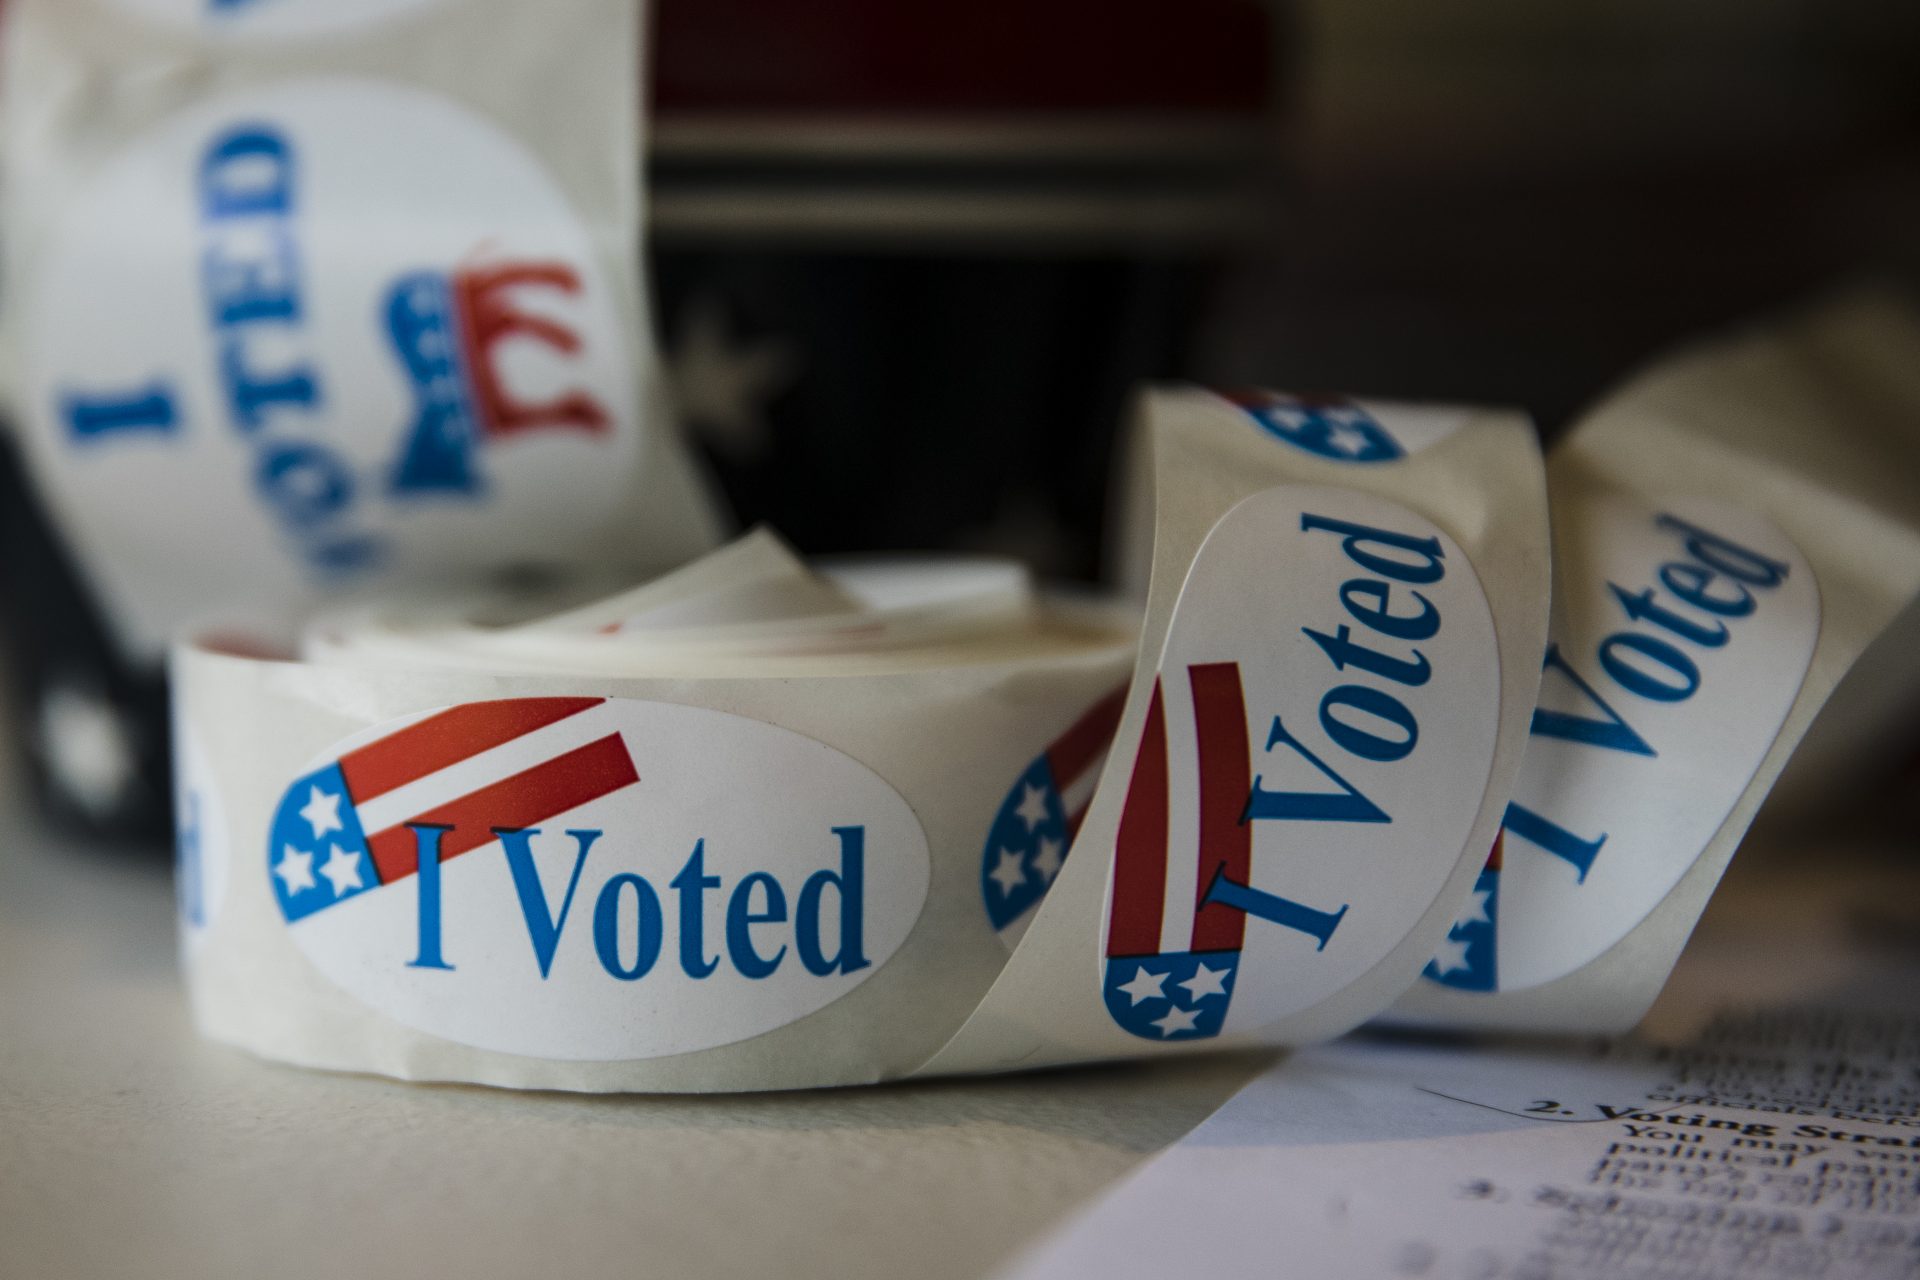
left=175, top=389, right=1551, bottom=1091
left=2, top=0, right=720, bottom=660
left=1394, top=292, right=1920, bottom=1033
left=178, top=536, right=1141, bottom=1092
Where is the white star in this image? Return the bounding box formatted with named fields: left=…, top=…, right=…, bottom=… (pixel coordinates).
left=1430, top=935, right=1472, bottom=976
left=1151, top=1004, right=1201, bottom=1037
left=1322, top=417, right=1377, bottom=457
left=666, top=294, right=800, bottom=463
left=318, top=844, right=365, bottom=897
left=1014, top=783, right=1051, bottom=832
left=1031, top=835, right=1065, bottom=883
left=1453, top=889, right=1492, bottom=931
left=1178, top=962, right=1231, bottom=1001
left=274, top=845, right=316, bottom=895
left=299, top=786, right=344, bottom=840
left=1114, top=967, right=1169, bottom=1006
left=988, top=847, right=1027, bottom=898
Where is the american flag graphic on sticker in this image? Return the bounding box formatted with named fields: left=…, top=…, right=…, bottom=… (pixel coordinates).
left=1216, top=389, right=1472, bottom=466
left=269, top=698, right=637, bottom=924
left=979, top=687, right=1125, bottom=947
left=1101, top=665, right=1258, bottom=1041
left=266, top=696, right=931, bottom=1061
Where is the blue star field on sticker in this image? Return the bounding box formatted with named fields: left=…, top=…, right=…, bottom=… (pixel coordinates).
left=1102, top=951, right=1240, bottom=1040
left=980, top=764, right=1073, bottom=932
left=1424, top=842, right=1501, bottom=992
left=269, top=766, right=380, bottom=923
left=978, top=690, right=1124, bottom=941
left=1222, top=390, right=1405, bottom=464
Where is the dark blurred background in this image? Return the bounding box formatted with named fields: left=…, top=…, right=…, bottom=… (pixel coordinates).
left=650, top=0, right=1920, bottom=578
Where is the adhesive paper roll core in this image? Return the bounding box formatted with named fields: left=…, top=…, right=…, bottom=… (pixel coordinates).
left=176, top=390, right=1552, bottom=1092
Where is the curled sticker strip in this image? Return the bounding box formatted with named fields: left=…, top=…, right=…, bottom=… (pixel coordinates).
left=1394, top=293, right=1920, bottom=1033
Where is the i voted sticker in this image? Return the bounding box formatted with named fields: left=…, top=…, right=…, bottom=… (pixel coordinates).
left=23, top=78, right=640, bottom=652
left=266, top=697, right=931, bottom=1060
left=1101, top=486, right=1502, bottom=1041
left=105, top=0, right=445, bottom=40
left=1424, top=497, right=1819, bottom=993
left=1219, top=391, right=1471, bottom=465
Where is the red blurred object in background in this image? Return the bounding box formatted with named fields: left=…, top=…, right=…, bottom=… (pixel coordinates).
left=654, top=0, right=1271, bottom=115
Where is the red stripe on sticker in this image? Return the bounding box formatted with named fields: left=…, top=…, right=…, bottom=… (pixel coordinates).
left=339, top=697, right=604, bottom=802
left=366, top=734, right=638, bottom=883
left=1106, top=681, right=1169, bottom=958
left=1187, top=662, right=1252, bottom=953
left=1045, top=685, right=1127, bottom=789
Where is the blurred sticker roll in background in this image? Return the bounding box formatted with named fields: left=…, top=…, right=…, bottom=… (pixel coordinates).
left=0, top=0, right=727, bottom=834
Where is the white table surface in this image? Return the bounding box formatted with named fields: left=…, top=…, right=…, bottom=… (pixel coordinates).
left=0, top=799, right=1272, bottom=1280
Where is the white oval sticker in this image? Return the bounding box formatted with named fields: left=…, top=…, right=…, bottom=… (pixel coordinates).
left=1423, top=496, right=1820, bottom=993
left=1099, top=485, right=1502, bottom=1041
left=23, top=78, right=641, bottom=651
left=107, top=0, right=444, bottom=40
left=266, top=697, right=931, bottom=1060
